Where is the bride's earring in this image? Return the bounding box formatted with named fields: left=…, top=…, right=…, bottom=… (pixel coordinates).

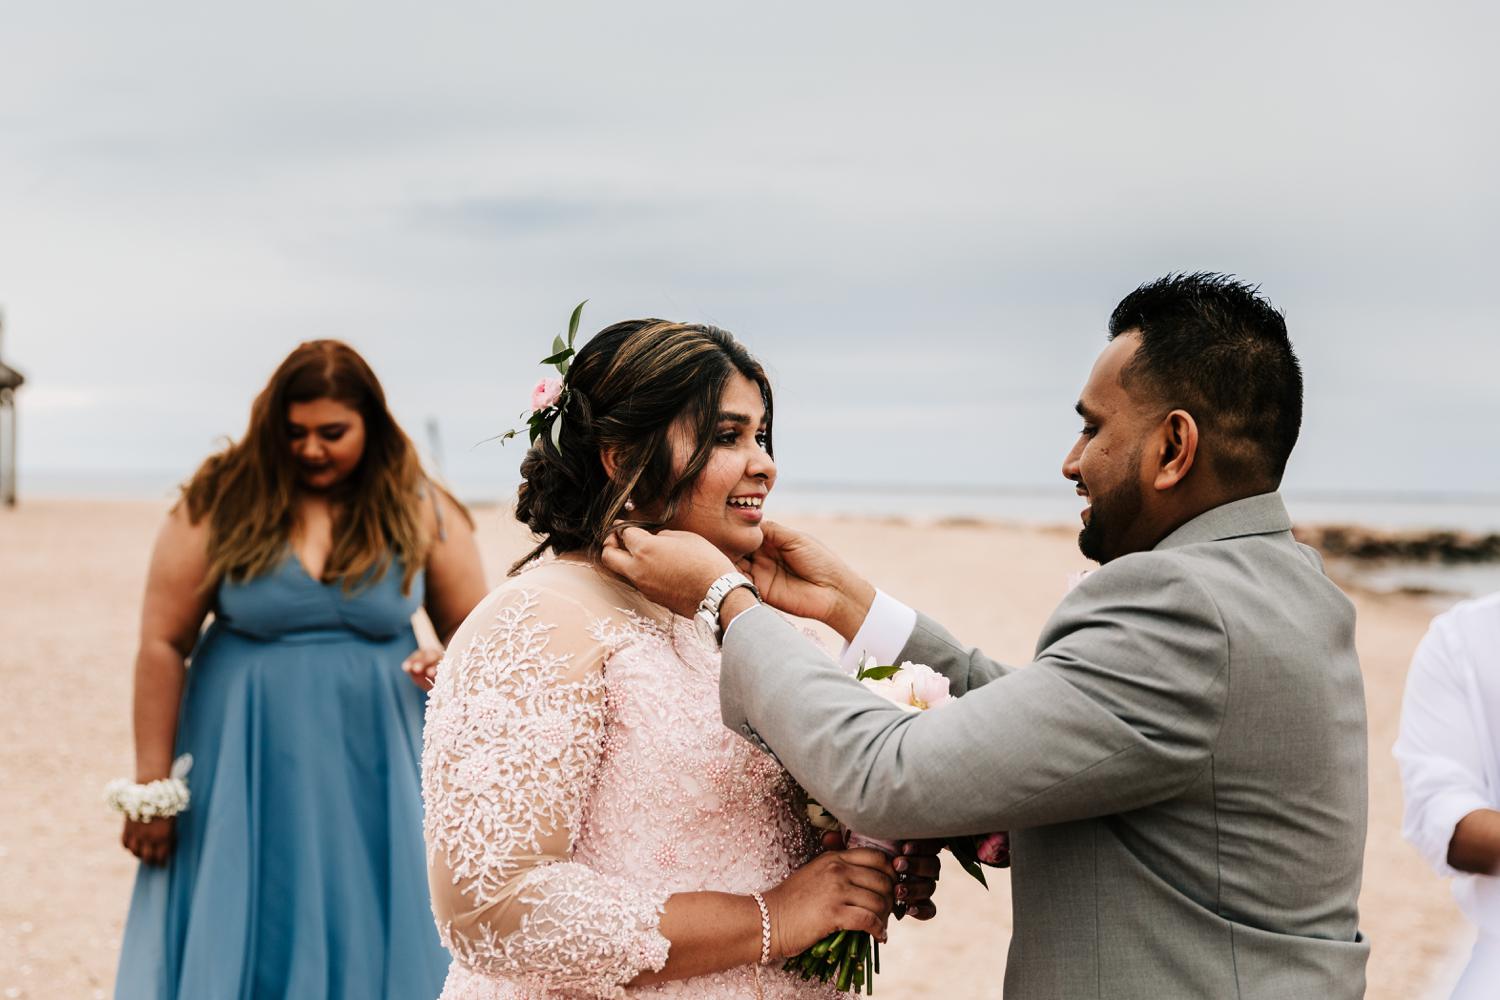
left=623, top=498, right=636, bottom=513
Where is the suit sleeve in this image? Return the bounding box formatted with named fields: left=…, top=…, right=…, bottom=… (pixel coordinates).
left=720, top=552, right=1230, bottom=839
left=899, top=612, right=1016, bottom=694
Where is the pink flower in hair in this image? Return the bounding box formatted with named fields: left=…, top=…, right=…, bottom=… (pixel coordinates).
left=531, top=377, right=563, bottom=412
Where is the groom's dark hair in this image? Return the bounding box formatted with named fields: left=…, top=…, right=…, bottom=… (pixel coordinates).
left=1108, top=272, right=1303, bottom=487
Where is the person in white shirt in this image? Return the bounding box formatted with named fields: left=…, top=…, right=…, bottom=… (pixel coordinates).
left=1395, top=590, right=1500, bottom=999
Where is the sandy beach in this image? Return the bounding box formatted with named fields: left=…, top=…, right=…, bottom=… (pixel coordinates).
left=0, top=499, right=1468, bottom=999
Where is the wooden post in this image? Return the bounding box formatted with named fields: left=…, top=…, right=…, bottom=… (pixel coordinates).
left=1, top=386, right=14, bottom=507
left=425, top=416, right=446, bottom=479
left=0, top=307, right=16, bottom=507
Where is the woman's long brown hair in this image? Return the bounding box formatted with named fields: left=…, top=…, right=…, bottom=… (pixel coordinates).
left=180, top=340, right=462, bottom=594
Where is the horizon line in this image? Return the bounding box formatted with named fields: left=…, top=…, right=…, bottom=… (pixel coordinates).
left=14, top=468, right=1500, bottom=507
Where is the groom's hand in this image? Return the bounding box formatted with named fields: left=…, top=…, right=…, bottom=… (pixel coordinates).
left=743, top=521, right=876, bottom=642
left=601, top=526, right=736, bottom=618
left=894, top=839, right=943, bottom=921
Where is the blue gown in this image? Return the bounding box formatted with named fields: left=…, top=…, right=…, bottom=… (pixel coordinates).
left=115, top=554, right=451, bottom=999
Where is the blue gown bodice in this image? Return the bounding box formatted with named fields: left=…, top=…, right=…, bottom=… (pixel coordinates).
left=213, top=552, right=425, bottom=643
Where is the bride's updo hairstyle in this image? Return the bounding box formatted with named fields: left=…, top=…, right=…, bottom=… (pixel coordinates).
left=511, top=319, right=773, bottom=574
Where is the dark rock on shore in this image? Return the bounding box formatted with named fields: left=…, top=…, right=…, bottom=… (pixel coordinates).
left=1294, top=525, right=1500, bottom=563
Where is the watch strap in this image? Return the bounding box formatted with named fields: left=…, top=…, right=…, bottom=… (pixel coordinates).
left=696, top=572, right=760, bottom=642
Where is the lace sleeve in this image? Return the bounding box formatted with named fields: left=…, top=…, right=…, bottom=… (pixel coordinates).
left=422, top=583, right=671, bottom=997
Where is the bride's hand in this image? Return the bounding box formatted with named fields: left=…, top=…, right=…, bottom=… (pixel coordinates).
left=819, top=831, right=942, bottom=921
left=762, top=847, right=895, bottom=959
left=739, top=522, right=875, bottom=641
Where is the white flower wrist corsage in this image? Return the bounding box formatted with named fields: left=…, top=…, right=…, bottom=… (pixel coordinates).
left=105, top=754, right=193, bottom=822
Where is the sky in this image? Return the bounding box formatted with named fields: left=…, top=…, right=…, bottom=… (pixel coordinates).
left=2, top=0, right=1496, bottom=505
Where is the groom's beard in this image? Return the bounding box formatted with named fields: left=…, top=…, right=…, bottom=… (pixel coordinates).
left=1077, top=471, right=1145, bottom=565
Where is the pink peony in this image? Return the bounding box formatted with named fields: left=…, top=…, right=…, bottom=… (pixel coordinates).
left=976, top=831, right=1010, bottom=866
left=902, top=662, right=951, bottom=709
left=860, top=675, right=914, bottom=711
left=530, top=377, right=563, bottom=412
left=861, top=661, right=951, bottom=711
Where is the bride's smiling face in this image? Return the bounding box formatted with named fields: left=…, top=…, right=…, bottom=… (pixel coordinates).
left=664, top=373, right=776, bottom=561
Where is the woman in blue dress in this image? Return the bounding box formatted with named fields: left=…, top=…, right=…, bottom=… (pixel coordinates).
left=112, top=340, right=488, bottom=999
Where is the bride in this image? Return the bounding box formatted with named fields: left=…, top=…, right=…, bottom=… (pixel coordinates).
left=422, top=318, right=928, bottom=999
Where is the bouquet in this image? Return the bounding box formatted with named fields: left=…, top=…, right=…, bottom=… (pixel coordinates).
left=785, top=658, right=1008, bottom=993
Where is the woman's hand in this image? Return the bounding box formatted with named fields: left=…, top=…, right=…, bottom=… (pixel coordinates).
left=600, top=527, right=737, bottom=618
left=402, top=647, right=444, bottom=691
left=819, top=830, right=943, bottom=921
left=739, top=522, right=875, bottom=641
left=762, top=848, right=895, bottom=959
left=122, top=816, right=176, bottom=867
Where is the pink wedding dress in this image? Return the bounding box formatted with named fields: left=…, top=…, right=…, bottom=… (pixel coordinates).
left=422, top=560, right=841, bottom=999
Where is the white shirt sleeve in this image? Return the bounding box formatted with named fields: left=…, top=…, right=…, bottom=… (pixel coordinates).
left=722, top=588, right=918, bottom=669
left=837, top=588, right=918, bottom=672
left=1394, top=614, right=1495, bottom=879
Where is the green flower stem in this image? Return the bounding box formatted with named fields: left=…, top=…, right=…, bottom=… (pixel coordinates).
left=785, top=927, right=886, bottom=991
left=836, top=949, right=857, bottom=992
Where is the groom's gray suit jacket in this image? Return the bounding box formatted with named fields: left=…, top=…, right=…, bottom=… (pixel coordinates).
left=721, top=493, right=1369, bottom=998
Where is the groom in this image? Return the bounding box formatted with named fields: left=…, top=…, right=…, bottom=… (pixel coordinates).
left=603, top=273, right=1369, bottom=998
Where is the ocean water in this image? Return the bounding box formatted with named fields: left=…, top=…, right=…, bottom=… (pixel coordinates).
left=27, top=470, right=1497, bottom=531
left=770, top=484, right=1500, bottom=601
left=1335, top=561, right=1500, bottom=602
left=770, top=483, right=1500, bottom=534
left=19, top=472, right=1500, bottom=599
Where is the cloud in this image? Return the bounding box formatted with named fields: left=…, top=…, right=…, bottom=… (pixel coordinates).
left=410, top=195, right=688, bottom=238
left=0, top=0, right=1496, bottom=499
left=10, top=385, right=103, bottom=414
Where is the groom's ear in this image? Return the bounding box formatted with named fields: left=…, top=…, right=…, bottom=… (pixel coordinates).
left=1153, top=409, right=1199, bottom=491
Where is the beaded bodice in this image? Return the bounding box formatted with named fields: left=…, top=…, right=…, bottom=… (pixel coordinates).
left=578, top=606, right=820, bottom=893
left=421, top=561, right=837, bottom=999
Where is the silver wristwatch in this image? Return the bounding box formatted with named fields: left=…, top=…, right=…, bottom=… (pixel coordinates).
left=694, top=572, right=760, bottom=646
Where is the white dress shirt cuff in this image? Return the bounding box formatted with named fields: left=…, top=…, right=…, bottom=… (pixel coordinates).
left=839, top=589, right=918, bottom=672
left=1412, top=790, right=1495, bottom=878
